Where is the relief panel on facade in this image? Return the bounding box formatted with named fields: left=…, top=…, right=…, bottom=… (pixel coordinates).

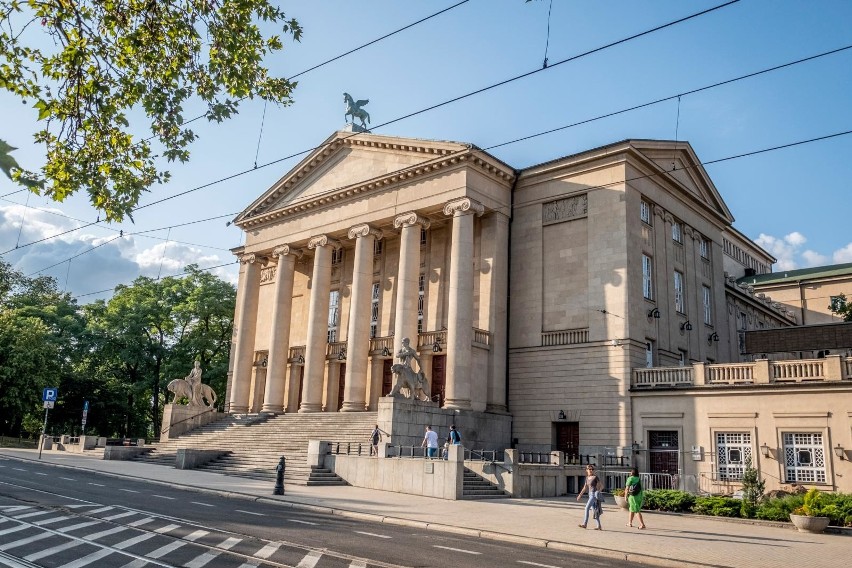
left=542, top=194, right=588, bottom=225
left=260, top=266, right=276, bottom=285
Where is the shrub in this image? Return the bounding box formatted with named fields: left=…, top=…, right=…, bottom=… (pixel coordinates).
left=740, top=457, right=765, bottom=518
left=820, top=493, right=852, bottom=526
left=692, top=496, right=741, bottom=517
left=755, top=495, right=803, bottom=522
left=643, top=490, right=695, bottom=512
left=611, top=488, right=625, bottom=496
left=793, top=488, right=826, bottom=517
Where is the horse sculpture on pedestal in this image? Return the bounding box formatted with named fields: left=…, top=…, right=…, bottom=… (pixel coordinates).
left=343, top=93, right=370, bottom=129
left=386, top=337, right=430, bottom=402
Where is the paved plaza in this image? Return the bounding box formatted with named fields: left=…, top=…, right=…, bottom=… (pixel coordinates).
left=0, top=447, right=847, bottom=568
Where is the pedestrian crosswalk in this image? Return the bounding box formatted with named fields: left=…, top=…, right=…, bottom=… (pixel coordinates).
left=0, top=504, right=386, bottom=568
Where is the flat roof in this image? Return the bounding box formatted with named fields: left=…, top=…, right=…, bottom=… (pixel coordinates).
left=739, top=262, right=852, bottom=285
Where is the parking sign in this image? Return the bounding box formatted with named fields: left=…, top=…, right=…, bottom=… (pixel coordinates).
left=42, top=388, right=58, bottom=402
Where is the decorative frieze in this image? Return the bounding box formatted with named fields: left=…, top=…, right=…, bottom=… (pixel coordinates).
left=541, top=194, right=587, bottom=225
left=260, top=266, right=276, bottom=284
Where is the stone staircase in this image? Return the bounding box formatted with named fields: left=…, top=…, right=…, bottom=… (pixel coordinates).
left=132, top=412, right=377, bottom=485
left=462, top=467, right=509, bottom=499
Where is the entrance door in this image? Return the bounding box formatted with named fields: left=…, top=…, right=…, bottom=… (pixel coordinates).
left=431, top=355, right=446, bottom=407
left=337, top=363, right=346, bottom=411
left=648, top=430, right=679, bottom=489
left=555, top=422, right=580, bottom=460
left=296, top=366, right=304, bottom=409
left=382, top=359, right=393, bottom=397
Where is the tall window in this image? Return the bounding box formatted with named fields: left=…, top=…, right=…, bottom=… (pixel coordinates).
left=783, top=433, right=826, bottom=483
left=418, top=274, right=425, bottom=333
left=420, top=228, right=428, bottom=246
left=370, top=282, right=380, bottom=339
left=642, top=255, right=654, bottom=300
left=702, top=285, right=712, bottom=325
left=373, top=239, right=383, bottom=256
left=327, top=290, right=340, bottom=343
left=699, top=238, right=710, bottom=259
left=331, top=248, right=344, bottom=265
left=678, top=350, right=687, bottom=367
left=672, top=222, right=682, bottom=243
left=674, top=271, right=685, bottom=313
left=645, top=341, right=654, bottom=368
left=716, top=432, right=752, bottom=481
left=640, top=200, right=651, bottom=224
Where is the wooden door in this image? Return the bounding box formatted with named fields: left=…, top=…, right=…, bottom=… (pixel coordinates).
left=296, top=366, right=304, bottom=408
left=556, top=422, right=580, bottom=459
left=648, top=430, right=679, bottom=489
left=382, top=359, right=393, bottom=397
left=431, top=355, right=446, bottom=407
left=337, top=363, right=346, bottom=411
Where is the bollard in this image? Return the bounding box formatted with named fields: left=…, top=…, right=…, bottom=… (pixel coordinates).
left=273, top=456, right=286, bottom=495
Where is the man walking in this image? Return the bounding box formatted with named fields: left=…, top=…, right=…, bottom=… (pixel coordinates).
left=370, top=425, right=382, bottom=456
left=421, top=425, right=439, bottom=458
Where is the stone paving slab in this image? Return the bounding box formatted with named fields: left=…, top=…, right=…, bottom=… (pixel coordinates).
left=0, top=448, right=847, bottom=568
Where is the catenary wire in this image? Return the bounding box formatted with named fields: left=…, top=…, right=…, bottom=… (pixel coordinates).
left=72, top=261, right=238, bottom=300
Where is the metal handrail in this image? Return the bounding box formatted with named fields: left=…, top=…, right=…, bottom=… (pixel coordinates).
left=159, top=407, right=216, bottom=435
left=466, top=448, right=511, bottom=472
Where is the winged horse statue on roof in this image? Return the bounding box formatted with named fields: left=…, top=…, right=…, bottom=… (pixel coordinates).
left=343, top=93, right=370, bottom=129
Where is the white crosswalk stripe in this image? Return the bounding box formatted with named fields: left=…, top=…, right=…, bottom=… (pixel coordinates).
left=103, top=511, right=137, bottom=522
left=119, top=559, right=149, bottom=568
left=0, top=525, right=28, bottom=537
left=296, top=550, right=323, bottom=568
left=113, top=532, right=156, bottom=550
left=0, top=507, right=30, bottom=513
left=33, top=515, right=71, bottom=526
left=349, top=561, right=368, bottom=568
left=128, top=517, right=156, bottom=528
left=254, top=541, right=280, bottom=559
left=0, top=531, right=53, bottom=550
left=57, top=521, right=100, bottom=533
left=183, top=536, right=241, bottom=568
left=83, top=525, right=128, bottom=541
left=86, top=506, right=113, bottom=515
left=146, top=539, right=187, bottom=559
left=56, top=547, right=114, bottom=568
left=24, top=540, right=84, bottom=561
left=12, top=511, right=52, bottom=520
left=154, top=523, right=181, bottom=534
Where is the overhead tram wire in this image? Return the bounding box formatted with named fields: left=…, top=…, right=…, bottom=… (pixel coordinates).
left=82, top=126, right=852, bottom=300
left=0, top=2, right=472, bottom=234
left=7, top=37, right=849, bottom=264
left=72, top=260, right=238, bottom=300
left=134, top=0, right=742, bottom=212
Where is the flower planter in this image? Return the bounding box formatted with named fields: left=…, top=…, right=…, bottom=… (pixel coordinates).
left=614, top=495, right=628, bottom=509
left=789, top=514, right=830, bottom=533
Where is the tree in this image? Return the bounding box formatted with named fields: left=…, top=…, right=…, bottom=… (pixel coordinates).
left=740, top=457, right=766, bottom=518
left=829, top=294, right=851, bottom=322
left=0, top=0, right=301, bottom=221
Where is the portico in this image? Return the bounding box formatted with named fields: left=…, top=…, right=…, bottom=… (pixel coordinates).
left=227, top=131, right=514, bottom=430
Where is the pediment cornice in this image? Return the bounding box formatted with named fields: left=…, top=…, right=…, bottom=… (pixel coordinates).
left=236, top=142, right=514, bottom=230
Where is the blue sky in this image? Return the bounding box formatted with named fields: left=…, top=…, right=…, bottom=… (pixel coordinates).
left=1, top=0, right=851, bottom=300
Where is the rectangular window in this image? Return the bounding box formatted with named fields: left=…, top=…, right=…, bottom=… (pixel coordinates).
left=640, top=200, right=651, bottom=224
left=331, top=248, right=344, bottom=265
left=716, top=432, right=752, bottom=481
left=373, top=239, right=383, bottom=256
left=642, top=254, right=654, bottom=300
left=783, top=432, right=826, bottom=483
left=674, top=271, right=685, bottom=314
left=830, top=295, right=846, bottom=312
left=645, top=341, right=654, bottom=368
left=678, top=350, right=687, bottom=367
left=672, top=222, right=682, bottom=243
left=420, top=228, right=428, bottom=246
left=327, top=290, right=340, bottom=343
left=702, top=285, right=712, bottom=325
left=699, top=238, right=710, bottom=259
left=418, top=274, right=425, bottom=333
left=370, top=282, right=380, bottom=339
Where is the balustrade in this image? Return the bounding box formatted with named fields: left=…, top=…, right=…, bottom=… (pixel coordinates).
left=772, top=359, right=824, bottom=382
left=706, top=364, right=754, bottom=385
left=541, top=328, right=589, bottom=346
left=633, top=367, right=693, bottom=388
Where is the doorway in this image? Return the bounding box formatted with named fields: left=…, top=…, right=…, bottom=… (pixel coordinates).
left=648, top=430, right=679, bottom=489
left=337, top=363, right=346, bottom=411
left=381, top=359, right=393, bottom=397
left=431, top=355, right=446, bottom=407
left=555, top=422, right=580, bottom=460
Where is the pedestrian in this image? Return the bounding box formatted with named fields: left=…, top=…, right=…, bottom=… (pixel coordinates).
left=369, top=425, right=383, bottom=456
left=448, top=424, right=462, bottom=445
left=421, top=425, right=439, bottom=458
left=576, top=464, right=604, bottom=530
left=625, top=467, right=647, bottom=529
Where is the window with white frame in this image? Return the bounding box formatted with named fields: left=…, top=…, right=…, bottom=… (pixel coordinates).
left=702, top=285, right=712, bottom=325
left=370, top=282, right=380, bottom=339
left=645, top=341, right=654, bottom=368
left=783, top=432, right=826, bottom=483
left=640, top=200, right=651, bottom=224
left=642, top=254, right=654, bottom=300
left=716, top=432, right=752, bottom=481
left=418, top=274, right=425, bottom=333
left=327, top=290, right=340, bottom=343
left=674, top=271, right=685, bottom=313
left=699, top=238, right=710, bottom=259
left=331, top=248, right=344, bottom=265
left=672, top=221, right=682, bottom=243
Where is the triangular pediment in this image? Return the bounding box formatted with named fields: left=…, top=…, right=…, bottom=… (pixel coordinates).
left=236, top=131, right=471, bottom=222
left=630, top=141, right=734, bottom=224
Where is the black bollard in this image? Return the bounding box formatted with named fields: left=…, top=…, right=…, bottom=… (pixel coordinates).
left=273, top=456, right=286, bottom=495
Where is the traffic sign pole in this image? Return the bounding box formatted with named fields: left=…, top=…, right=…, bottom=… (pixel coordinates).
left=38, top=406, right=49, bottom=460
left=39, top=387, right=58, bottom=460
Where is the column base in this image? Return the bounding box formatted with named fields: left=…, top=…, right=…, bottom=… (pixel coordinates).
left=229, top=406, right=249, bottom=414
left=485, top=404, right=509, bottom=414
left=340, top=401, right=367, bottom=412
left=443, top=398, right=471, bottom=410
left=260, top=404, right=284, bottom=413
left=298, top=403, right=323, bottom=413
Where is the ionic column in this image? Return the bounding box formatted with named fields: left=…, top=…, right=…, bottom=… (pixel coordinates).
left=261, top=245, right=301, bottom=413
left=443, top=197, right=484, bottom=410
left=300, top=235, right=341, bottom=412
left=229, top=253, right=265, bottom=413
left=342, top=224, right=382, bottom=412
left=393, top=212, right=430, bottom=354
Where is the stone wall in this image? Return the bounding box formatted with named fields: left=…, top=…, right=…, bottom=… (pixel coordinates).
left=160, top=404, right=220, bottom=441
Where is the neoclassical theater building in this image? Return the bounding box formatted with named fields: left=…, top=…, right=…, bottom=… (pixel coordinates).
left=226, top=130, right=852, bottom=492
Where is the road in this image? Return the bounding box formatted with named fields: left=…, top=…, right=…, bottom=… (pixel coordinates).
left=0, top=456, right=633, bottom=568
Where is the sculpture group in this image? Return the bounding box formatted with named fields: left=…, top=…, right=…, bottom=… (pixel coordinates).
left=167, top=361, right=217, bottom=407
left=343, top=93, right=370, bottom=129
left=387, top=337, right=430, bottom=401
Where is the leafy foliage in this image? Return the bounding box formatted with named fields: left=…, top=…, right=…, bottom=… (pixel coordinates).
left=692, top=496, right=742, bottom=517
left=793, top=488, right=827, bottom=517
left=642, top=490, right=696, bottom=512
left=829, top=293, right=852, bottom=322
left=755, top=494, right=803, bottom=522
left=740, top=457, right=766, bottom=518
left=0, top=0, right=301, bottom=221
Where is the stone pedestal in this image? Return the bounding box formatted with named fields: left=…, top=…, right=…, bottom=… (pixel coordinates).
left=160, top=404, right=220, bottom=441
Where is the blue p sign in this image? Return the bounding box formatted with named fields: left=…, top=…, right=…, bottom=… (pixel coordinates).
left=42, top=388, right=58, bottom=402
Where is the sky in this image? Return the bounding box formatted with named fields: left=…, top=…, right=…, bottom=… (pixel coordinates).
left=1, top=0, right=851, bottom=302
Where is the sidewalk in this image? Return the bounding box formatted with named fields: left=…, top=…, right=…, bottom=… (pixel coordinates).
left=0, top=447, right=846, bottom=568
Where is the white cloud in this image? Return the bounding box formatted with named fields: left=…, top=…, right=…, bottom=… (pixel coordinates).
left=834, top=243, right=852, bottom=264
left=755, top=232, right=804, bottom=271
left=801, top=250, right=828, bottom=267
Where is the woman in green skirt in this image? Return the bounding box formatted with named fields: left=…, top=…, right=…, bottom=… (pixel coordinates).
left=625, top=467, right=647, bottom=529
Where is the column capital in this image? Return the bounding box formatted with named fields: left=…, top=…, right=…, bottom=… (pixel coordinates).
left=393, top=211, right=431, bottom=230
left=307, top=234, right=342, bottom=250
left=272, top=244, right=303, bottom=259
left=443, top=197, right=484, bottom=217
left=239, top=252, right=268, bottom=265
left=348, top=224, right=384, bottom=240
